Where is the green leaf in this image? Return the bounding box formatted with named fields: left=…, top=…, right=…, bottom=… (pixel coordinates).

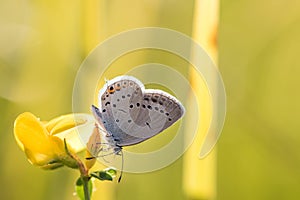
left=75, top=177, right=93, bottom=200
left=90, top=167, right=117, bottom=181
left=106, top=168, right=117, bottom=176
left=91, top=171, right=112, bottom=181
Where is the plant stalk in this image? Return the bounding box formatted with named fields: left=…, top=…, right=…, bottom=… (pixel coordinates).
left=64, top=138, right=91, bottom=200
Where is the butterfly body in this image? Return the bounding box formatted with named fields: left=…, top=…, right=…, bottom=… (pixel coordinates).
left=91, top=75, right=185, bottom=152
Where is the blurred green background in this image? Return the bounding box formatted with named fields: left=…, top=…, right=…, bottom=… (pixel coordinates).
left=1, top=0, right=300, bottom=200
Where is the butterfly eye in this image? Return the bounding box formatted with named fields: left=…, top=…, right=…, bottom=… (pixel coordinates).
left=108, top=86, right=115, bottom=94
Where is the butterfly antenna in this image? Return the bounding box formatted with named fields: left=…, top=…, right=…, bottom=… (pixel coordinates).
left=118, top=150, right=124, bottom=183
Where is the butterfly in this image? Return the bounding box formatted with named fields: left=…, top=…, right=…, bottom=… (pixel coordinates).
left=90, top=75, right=185, bottom=181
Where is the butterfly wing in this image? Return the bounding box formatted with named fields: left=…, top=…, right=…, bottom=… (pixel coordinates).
left=140, top=89, right=185, bottom=133
left=95, top=75, right=185, bottom=146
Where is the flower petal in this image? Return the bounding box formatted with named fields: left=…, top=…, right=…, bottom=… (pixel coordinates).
left=14, top=112, right=53, bottom=153
left=14, top=112, right=64, bottom=166
left=46, top=114, right=88, bottom=135
left=14, top=112, right=96, bottom=169
left=49, top=114, right=96, bottom=153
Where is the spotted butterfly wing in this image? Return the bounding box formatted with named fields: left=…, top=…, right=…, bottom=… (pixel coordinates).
left=92, top=75, right=185, bottom=146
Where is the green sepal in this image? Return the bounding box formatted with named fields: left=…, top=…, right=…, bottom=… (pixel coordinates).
left=61, top=138, right=79, bottom=169
left=40, top=162, right=64, bottom=170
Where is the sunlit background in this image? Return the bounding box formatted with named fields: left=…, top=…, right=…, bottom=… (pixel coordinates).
left=1, top=0, right=300, bottom=200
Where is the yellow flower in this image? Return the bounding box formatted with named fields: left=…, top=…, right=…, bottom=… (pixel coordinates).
left=14, top=112, right=95, bottom=170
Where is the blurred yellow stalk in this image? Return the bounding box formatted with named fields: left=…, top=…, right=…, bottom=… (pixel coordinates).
left=183, top=0, right=219, bottom=199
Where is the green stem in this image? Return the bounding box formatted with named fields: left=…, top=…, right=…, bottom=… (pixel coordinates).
left=78, top=160, right=90, bottom=200
left=64, top=139, right=91, bottom=200
left=82, top=176, right=90, bottom=200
